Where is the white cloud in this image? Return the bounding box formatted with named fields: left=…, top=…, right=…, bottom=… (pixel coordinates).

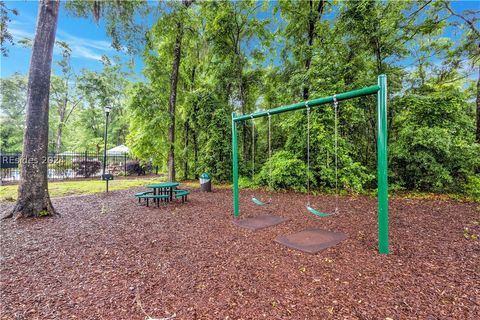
left=70, top=45, right=103, bottom=61
left=9, top=25, right=117, bottom=61
left=9, top=27, right=34, bottom=41
left=56, top=28, right=116, bottom=61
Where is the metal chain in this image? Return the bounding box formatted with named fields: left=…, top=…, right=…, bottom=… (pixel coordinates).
left=306, top=103, right=310, bottom=207
left=268, top=113, right=272, bottom=200
left=333, top=95, right=339, bottom=214
left=251, top=116, right=255, bottom=181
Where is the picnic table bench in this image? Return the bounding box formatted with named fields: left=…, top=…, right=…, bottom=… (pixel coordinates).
left=136, top=194, right=170, bottom=207
left=173, top=189, right=190, bottom=202
left=135, top=182, right=190, bottom=207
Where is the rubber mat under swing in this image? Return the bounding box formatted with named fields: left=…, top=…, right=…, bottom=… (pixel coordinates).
left=275, top=228, right=348, bottom=254
left=232, top=215, right=289, bottom=231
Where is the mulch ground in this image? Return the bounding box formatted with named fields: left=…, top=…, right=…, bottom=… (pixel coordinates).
left=0, top=187, right=479, bottom=319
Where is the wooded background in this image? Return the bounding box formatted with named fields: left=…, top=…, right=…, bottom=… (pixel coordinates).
left=1, top=0, right=479, bottom=197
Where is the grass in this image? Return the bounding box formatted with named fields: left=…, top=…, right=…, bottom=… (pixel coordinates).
left=0, top=177, right=162, bottom=202
left=1, top=178, right=478, bottom=203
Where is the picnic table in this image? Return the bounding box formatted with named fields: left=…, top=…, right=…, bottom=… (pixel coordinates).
left=146, top=182, right=179, bottom=202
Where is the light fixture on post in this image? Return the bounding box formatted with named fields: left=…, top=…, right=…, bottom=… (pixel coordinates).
left=102, top=105, right=113, bottom=192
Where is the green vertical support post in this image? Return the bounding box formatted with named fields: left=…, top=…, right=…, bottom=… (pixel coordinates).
left=377, top=74, right=389, bottom=254
left=232, top=112, right=240, bottom=218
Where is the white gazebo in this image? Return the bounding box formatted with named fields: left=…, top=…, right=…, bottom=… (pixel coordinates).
left=106, top=144, right=129, bottom=155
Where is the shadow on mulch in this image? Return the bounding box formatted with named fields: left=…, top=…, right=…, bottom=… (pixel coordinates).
left=1, top=187, right=479, bottom=319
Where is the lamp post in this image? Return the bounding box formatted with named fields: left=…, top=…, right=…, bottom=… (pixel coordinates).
left=103, top=105, right=112, bottom=192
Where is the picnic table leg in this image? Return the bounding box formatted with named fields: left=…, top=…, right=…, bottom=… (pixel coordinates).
left=170, top=187, right=173, bottom=201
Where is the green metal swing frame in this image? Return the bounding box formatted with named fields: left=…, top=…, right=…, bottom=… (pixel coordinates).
left=231, top=75, right=389, bottom=254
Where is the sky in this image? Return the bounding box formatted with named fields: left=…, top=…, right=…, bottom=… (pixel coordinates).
left=1, top=0, right=148, bottom=78
left=0, top=0, right=479, bottom=79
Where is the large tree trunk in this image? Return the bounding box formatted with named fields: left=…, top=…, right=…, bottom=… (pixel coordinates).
left=6, top=0, right=59, bottom=219
left=303, top=0, right=325, bottom=100
left=166, top=0, right=193, bottom=182
left=167, top=21, right=183, bottom=182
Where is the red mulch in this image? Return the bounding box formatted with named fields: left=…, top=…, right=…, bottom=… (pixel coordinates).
left=0, top=188, right=479, bottom=319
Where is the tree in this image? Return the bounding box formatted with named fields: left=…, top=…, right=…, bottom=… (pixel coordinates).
left=0, top=0, right=18, bottom=56
left=50, top=41, right=82, bottom=153
left=73, top=56, right=130, bottom=153
left=439, top=1, right=479, bottom=143
left=276, top=0, right=327, bottom=100
left=390, top=84, right=479, bottom=192
left=6, top=0, right=60, bottom=219
left=166, top=0, right=194, bottom=182
left=202, top=0, right=270, bottom=161
left=0, top=74, right=28, bottom=152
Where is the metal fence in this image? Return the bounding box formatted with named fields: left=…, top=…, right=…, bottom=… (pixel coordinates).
left=0, top=151, right=138, bottom=183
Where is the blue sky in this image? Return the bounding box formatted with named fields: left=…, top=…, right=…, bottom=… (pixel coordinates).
left=1, top=0, right=147, bottom=77
left=1, top=0, right=478, bottom=79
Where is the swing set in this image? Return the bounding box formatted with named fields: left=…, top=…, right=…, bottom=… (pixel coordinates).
left=231, top=74, right=389, bottom=254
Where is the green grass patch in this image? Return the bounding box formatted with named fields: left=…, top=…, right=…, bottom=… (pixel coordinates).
left=0, top=177, right=163, bottom=202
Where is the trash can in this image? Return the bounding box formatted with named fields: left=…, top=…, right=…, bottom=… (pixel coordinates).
left=200, top=172, right=211, bottom=192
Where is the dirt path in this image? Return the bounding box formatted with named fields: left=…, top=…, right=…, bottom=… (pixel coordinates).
left=1, top=188, right=479, bottom=319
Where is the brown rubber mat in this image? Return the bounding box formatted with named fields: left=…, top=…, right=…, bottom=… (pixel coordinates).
left=275, top=228, right=348, bottom=253
left=232, top=215, right=289, bottom=231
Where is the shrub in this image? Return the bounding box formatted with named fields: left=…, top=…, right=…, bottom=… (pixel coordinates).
left=390, top=88, right=478, bottom=194
left=465, top=175, right=480, bottom=200
left=125, top=160, right=151, bottom=176
left=72, top=159, right=101, bottom=177
left=257, top=151, right=307, bottom=192
left=315, top=157, right=374, bottom=193
left=239, top=176, right=257, bottom=189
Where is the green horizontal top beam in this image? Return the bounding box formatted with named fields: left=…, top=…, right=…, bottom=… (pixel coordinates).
left=234, top=83, right=380, bottom=122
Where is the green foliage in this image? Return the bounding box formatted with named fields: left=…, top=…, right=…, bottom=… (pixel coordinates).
left=391, top=85, right=479, bottom=193
left=0, top=0, right=18, bottom=56
left=0, top=74, right=27, bottom=151
left=238, top=176, right=256, bottom=189
left=465, top=175, right=480, bottom=200
left=38, top=210, right=49, bottom=217
left=257, top=151, right=307, bottom=192
left=2, top=0, right=479, bottom=199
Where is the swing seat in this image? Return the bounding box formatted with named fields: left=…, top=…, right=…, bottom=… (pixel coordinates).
left=252, top=197, right=269, bottom=206
left=307, top=206, right=331, bottom=217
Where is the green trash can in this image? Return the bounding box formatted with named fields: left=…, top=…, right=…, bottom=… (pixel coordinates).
left=200, top=172, right=211, bottom=192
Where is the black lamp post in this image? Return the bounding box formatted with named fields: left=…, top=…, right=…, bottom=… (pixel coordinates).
left=102, top=105, right=112, bottom=192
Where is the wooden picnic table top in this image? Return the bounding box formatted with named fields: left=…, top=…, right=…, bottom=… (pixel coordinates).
left=145, top=182, right=179, bottom=189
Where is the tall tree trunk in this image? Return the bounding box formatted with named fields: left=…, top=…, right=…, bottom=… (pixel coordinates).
left=183, top=120, right=189, bottom=180
left=193, top=130, right=198, bottom=178
left=476, top=67, right=480, bottom=143
left=303, top=0, right=325, bottom=100
left=6, top=0, right=59, bottom=219
left=167, top=21, right=183, bottom=182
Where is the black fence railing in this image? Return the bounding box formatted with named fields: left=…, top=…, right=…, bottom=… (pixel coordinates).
left=0, top=151, right=146, bottom=183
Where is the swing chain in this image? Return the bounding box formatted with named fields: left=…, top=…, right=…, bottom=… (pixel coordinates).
left=251, top=115, right=255, bottom=181
left=306, top=103, right=311, bottom=207
left=268, top=112, right=272, bottom=201
left=333, top=95, right=339, bottom=214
